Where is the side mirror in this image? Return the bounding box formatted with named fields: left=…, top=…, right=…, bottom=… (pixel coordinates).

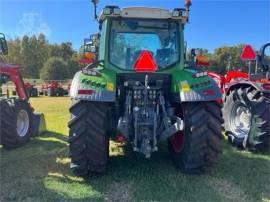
left=90, top=33, right=99, bottom=42
left=259, top=43, right=270, bottom=71
left=89, top=45, right=96, bottom=53
left=0, top=33, right=8, bottom=55
left=191, top=48, right=209, bottom=67
left=84, top=38, right=95, bottom=52
left=80, top=38, right=97, bottom=64
left=191, top=48, right=199, bottom=57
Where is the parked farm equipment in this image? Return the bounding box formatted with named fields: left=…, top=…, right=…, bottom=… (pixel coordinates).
left=68, top=0, right=223, bottom=176
left=207, top=44, right=270, bottom=152
left=24, top=82, right=38, bottom=97
left=0, top=33, right=46, bottom=149
left=40, top=80, right=68, bottom=96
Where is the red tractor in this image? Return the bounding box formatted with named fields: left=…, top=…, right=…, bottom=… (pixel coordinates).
left=24, top=82, right=38, bottom=97
left=209, top=44, right=270, bottom=152
left=0, top=33, right=46, bottom=148
left=41, top=80, right=68, bottom=96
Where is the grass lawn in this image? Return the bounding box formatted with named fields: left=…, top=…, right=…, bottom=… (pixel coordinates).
left=1, top=97, right=270, bottom=202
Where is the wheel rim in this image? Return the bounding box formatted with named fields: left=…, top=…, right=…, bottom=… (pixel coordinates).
left=229, top=102, right=251, bottom=138
left=16, top=109, right=30, bottom=137
left=170, top=131, right=184, bottom=153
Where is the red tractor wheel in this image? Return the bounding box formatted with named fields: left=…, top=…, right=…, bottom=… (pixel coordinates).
left=0, top=99, right=33, bottom=148
left=223, top=87, right=270, bottom=152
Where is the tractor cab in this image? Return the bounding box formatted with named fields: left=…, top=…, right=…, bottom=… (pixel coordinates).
left=96, top=6, right=190, bottom=72
left=81, top=0, right=191, bottom=71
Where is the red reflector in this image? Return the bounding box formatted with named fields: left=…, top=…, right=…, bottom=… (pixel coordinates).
left=196, top=61, right=210, bottom=66
left=263, top=83, right=270, bottom=90
left=203, top=90, right=216, bottom=96
left=241, top=45, right=256, bottom=61
left=79, top=59, right=94, bottom=64
left=78, top=89, right=95, bottom=95
left=116, top=135, right=125, bottom=142
left=134, top=50, right=157, bottom=72
left=216, top=98, right=223, bottom=104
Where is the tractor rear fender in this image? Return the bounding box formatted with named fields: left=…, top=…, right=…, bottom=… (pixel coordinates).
left=172, top=80, right=222, bottom=102
left=70, top=71, right=116, bottom=102
left=225, top=81, right=270, bottom=99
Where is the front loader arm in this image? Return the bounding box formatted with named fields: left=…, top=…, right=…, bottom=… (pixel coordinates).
left=0, top=66, right=29, bottom=100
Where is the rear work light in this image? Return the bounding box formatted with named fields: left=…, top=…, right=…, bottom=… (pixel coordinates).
left=172, top=8, right=188, bottom=17
left=103, top=8, right=111, bottom=15
left=203, top=89, right=216, bottom=96
left=82, top=68, right=101, bottom=77
left=102, top=6, right=121, bottom=15
left=172, top=10, right=180, bottom=17
left=193, top=71, right=208, bottom=78
left=113, top=8, right=121, bottom=15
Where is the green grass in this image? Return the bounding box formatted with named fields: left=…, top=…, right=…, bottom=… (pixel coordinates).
left=1, top=97, right=270, bottom=202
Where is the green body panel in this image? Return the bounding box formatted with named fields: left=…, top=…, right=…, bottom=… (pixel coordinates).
left=71, top=17, right=221, bottom=102
left=79, top=68, right=211, bottom=92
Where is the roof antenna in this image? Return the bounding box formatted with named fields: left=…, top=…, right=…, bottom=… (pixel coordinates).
left=91, top=0, right=99, bottom=20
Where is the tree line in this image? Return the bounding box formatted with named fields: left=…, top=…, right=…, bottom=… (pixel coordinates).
left=207, top=44, right=247, bottom=74
left=5, top=33, right=249, bottom=80
left=6, top=34, right=80, bottom=80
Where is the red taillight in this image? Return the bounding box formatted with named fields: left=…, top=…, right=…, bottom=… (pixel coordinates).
left=203, top=89, right=216, bottom=96
left=134, top=50, right=157, bottom=72
left=78, top=89, right=95, bottom=95
left=262, top=83, right=270, bottom=90
left=216, top=98, right=223, bottom=104
left=79, top=59, right=94, bottom=64
left=116, top=135, right=125, bottom=142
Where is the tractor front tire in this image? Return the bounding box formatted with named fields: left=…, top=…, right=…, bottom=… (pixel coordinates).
left=0, top=99, right=33, bottom=149
left=68, top=101, right=109, bottom=176
left=169, top=102, right=223, bottom=173
left=223, top=87, right=270, bottom=152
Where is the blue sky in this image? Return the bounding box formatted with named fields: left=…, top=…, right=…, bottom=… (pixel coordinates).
left=0, top=0, right=269, bottom=52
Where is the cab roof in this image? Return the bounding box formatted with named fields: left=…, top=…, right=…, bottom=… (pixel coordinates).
left=99, top=7, right=187, bottom=23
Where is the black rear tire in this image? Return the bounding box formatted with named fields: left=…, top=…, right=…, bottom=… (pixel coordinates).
left=30, top=88, right=38, bottom=97
left=68, top=100, right=109, bottom=176
left=169, top=102, right=223, bottom=173
left=47, top=88, right=55, bottom=97
left=0, top=99, right=33, bottom=149
left=57, top=88, right=64, bottom=96
left=223, top=87, right=270, bottom=152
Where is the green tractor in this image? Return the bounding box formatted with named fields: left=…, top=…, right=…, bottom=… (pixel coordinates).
left=68, top=0, right=223, bottom=176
